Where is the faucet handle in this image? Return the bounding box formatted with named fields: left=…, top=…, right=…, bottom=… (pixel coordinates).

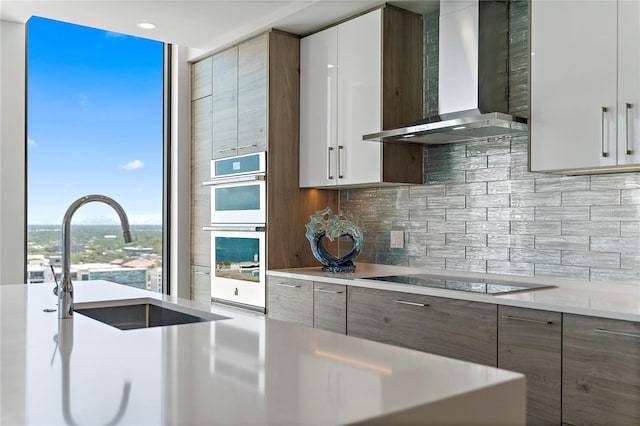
left=51, top=265, right=59, bottom=296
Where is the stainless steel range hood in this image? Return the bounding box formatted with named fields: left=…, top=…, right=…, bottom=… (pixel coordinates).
left=365, top=0, right=527, bottom=145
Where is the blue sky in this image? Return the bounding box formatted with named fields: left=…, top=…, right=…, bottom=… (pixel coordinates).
left=27, top=17, right=163, bottom=225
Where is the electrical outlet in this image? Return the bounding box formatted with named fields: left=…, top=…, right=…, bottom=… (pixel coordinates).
left=390, top=230, right=404, bottom=249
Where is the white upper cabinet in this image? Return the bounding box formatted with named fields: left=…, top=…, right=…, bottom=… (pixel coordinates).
left=300, top=6, right=423, bottom=188
left=335, top=9, right=382, bottom=186
left=299, top=24, right=338, bottom=187
left=530, top=1, right=640, bottom=172
left=300, top=9, right=381, bottom=187
left=617, top=0, right=640, bottom=166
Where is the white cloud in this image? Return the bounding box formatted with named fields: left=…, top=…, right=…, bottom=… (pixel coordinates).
left=122, top=160, right=144, bottom=170
left=28, top=138, right=37, bottom=147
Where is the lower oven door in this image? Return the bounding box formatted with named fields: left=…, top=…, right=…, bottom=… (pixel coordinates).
left=210, top=229, right=265, bottom=311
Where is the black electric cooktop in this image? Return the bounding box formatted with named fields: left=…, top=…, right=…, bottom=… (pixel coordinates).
left=362, top=274, right=555, bottom=295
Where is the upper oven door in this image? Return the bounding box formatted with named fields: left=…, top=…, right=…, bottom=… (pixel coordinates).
left=209, top=179, right=266, bottom=225
left=210, top=151, right=266, bottom=180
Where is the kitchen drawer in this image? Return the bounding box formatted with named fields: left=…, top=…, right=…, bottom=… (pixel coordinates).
left=267, top=277, right=313, bottom=327
left=347, top=286, right=497, bottom=366
left=498, top=306, right=561, bottom=425
left=563, top=314, right=640, bottom=425
left=313, top=282, right=346, bottom=334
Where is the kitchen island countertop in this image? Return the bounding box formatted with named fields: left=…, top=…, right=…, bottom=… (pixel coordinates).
left=1, top=280, right=524, bottom=425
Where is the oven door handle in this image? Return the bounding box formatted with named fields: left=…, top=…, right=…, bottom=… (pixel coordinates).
left=204, top=225, right=266, bottom=232
left=203, top=173, right=265, bottom=186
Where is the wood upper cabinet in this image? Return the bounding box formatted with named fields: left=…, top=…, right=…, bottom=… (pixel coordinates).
left=530, top=1, right=640, bottom=173
left=562, top=314, right=640, bottom=425
left=211, top=33, right=267, bottom=159
left=347, top=286, right=497, bottom=366
left=313, top=282, right=346, bottom=334
left=191, top=56, right=212, bottom=100
left=498, top=306, right=561, bottom=426
left=267, top=276, right=313, bottom=327
left=299, top=5, right=423, bottom=188
left=211, top=46, right=238, bottom=158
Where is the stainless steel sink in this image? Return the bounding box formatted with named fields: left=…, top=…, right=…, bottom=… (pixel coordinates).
left=75, top=300, right=229, bottom=330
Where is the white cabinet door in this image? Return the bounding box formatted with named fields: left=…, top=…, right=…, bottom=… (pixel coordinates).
left=530, top=1, right=617, bottom=172
left=337, top=9, right=382, bottom=185
left=618, top=0, right=640, bottom=166
left=299, top=26, right=338, bottom=188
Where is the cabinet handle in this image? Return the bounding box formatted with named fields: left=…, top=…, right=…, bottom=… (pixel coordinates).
left=194, top=271, right=210, bottom=276
left=501, top=315, right=553, bottom=325
left=625, top=103, right=633, bottom=155
left=338, top=145, right=344, bottom=179
left=601, top=106, right=609, bottom=157
left=594, top=328, right=640, bottom=339
left=393, top=299, right=429, bottom=307
left=216, top=147, right=236, bottom=153
left=314, top=288, right=343, bottom=294
left=275, top=283, right=301, bottom=289
left=237, top=144, right=258, bottom=150
left=327, top=147, right=334, bottom=180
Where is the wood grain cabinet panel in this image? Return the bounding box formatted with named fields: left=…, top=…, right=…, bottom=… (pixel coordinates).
left=190, top=265, right=211, bottom=305
left=347, top=286, right=497, bottom=366
left=313, top=283, right=346, bottom=334
left=421, top=294, right=497, bottom=366
left=267, top=277, right=313, bottom=327
left=191, top=96, right=212, bottom=267
left=238, top=33, right=268, bottom=155
left=563, top=314, right=640, bottom=425
left=498, top=306, right=561, bottom=425
left=211, top=34, right=268, bottom=160
left=191, top=56, right=212, bottom=100
left=211, top=46, right=238, bottom=159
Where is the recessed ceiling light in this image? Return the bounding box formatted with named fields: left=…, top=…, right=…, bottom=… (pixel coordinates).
left=137, top=22, right=156, bottom=30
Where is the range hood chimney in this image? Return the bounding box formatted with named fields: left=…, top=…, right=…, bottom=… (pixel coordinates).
left=364, top=0, right=527, bottom=145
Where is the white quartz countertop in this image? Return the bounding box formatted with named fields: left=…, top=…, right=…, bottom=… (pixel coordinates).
left=268, top=263, right=640, bottom=322
left=1, top=280, right=525, bottom=425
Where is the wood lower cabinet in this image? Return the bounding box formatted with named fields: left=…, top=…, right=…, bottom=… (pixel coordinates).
left=266, top=277, right=313, bottom=327
left=313, top=283, right=346, bottom=334
left=563, top=314, right=640, bottom=425
left=347, top=286, right=497, bottom=366
left=190, top=265, right=211, bottom=305
left=498, top=306, right=561, bottom=425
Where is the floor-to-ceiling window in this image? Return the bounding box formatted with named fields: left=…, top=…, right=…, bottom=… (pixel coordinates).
left=26, top=17, right=165, bottom=292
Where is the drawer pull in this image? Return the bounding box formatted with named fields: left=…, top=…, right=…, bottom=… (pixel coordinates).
left=237, top=144, right=258, bottom=150
left=501, top=315, right=553, bottom=325
left=215, top=147, right=236, bottom=153
left=314, top=288, right=343, bottom=294
left=594, top=328, right=640, bottom=339
left=394, top=300, right=429, bottom=307
left=275, top=283, right=301, bottom=289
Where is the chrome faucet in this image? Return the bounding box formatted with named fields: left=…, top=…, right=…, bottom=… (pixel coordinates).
left=56, top=195, right=132, bottom=319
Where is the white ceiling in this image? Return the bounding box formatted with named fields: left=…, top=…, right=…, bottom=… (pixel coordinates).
left=0, top=1, right=438, bottom=59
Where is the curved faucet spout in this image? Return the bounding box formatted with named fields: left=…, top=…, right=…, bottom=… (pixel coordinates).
left=57, top=195, right=132, bottom=319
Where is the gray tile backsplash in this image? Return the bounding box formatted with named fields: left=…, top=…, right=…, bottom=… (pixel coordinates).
left=337, top=0, right=640, bottom=285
